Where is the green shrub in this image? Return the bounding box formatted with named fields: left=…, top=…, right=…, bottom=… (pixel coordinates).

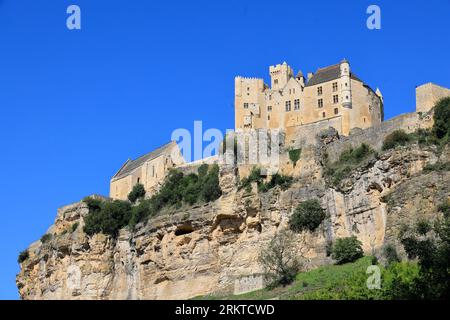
left=83, top=200, right=132, bottom=237
left=71, top=222, right=79, bottom=232
left=331, top=236, right=364, bottom=264
left=18, top=250, right=29, bottom=264
left=437, top=200, right=450, bottom=218
left=289, top=199, right=326, bottom=233
left=323, top=143, right=374, bottom=187
left=415, top=219, right=431, bottom=235
left=240, top=167, right=293, bottom=193
left=40, top=233, right=52, bottom=243
left=259, top=230, right=301, bottom=288
left=382, top=243, right=400, bottom=265
left=288, top=148, right=302, bottom=167
left=432, top=97, right=450, bottom=140
left=128, top=183, right=146, bottom=203
left=83, top=197, right=103, bottom=212
left=423, top=161, right=450, bottom=172
left=382, top=130, right=411, bottom=150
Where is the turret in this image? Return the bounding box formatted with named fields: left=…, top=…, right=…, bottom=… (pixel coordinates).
left=269, top=62, right=293, bottom=91
left=340, top=59, right=352, bottom=108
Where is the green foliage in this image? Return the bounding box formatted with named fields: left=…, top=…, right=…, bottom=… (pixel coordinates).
left=18, top=250, right=29, bottom=264
left=432, top=97, right=450, bottom=141
left=331, top=236, right=364, bottom=265
left=259, top=230, right=301, bottom=288
left=239, top=167, right=293, bottom=193
left=396, top=199, right=450, bottom=299
left=288, top=148, right=302, bottom=167
left=127, top=183, right=146, bottom=203
left=40, top=233, right=52, bottom=243
left=83, top=199, right=131, bottom=237
left=289, top=199, right=326, bottom=233
left=382, top=130, right=411, bottom=150
left=71, top=222, right=79, bottom=233
left=415, top=219, right=431, bottom=236
left=423, top=161, right=450, bottom=172
left=382, top=243, right=400, bottom=265
left=324, top=143, right=374, bottom=187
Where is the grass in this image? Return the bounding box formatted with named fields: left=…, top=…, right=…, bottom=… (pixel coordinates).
left=195, top=257, right=383, bottom=300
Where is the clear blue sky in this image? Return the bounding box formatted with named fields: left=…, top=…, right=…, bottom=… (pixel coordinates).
left=0, top=0, right=449, bottom=299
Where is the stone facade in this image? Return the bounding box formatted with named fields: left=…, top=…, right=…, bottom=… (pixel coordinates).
left=235, top=60, right=384, bottom=137
left=416, top=82, right=450, bottom=113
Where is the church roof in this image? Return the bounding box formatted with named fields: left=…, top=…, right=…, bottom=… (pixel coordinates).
left=306, top=63, right=362, bottom=87
left=112, top=141, right=177, bottom=180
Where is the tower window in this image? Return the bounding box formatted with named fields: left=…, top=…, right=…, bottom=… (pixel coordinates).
left=334, top=108, right=339, bottom=115
left=268, top=115, right=270, bottom=120
left=274, top=79, right=278, bottom=85
left=292, top=88, right=295, bottom=94
left=317, top=86, right=323, bottom=96
left=285, top=101, right=291, bottom=112
left=267, top=106, right=272, bottom=112
left=333, top=95, right=339, bottom=104
left=332, top=82, right=338, bottom=92
left=294, top=99, right=300, bottom=110
left=244, top=103, right=248, bottom=109
left=318, top=99, right=323, bottom=108
left=137, top=177, right=140, bottom=184
left=322, top=112, right=326, bottom=118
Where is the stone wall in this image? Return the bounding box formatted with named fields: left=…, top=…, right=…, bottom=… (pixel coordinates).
left=324, top=111, right=433, bottom=162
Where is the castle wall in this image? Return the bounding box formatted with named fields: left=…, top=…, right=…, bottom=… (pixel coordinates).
left=324, top=111, right=433, bottom=162
left=416, top=83, right=450, bottom=113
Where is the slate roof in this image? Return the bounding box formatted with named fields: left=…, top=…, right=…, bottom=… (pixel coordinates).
left=306, top=63, right=362, bottom=87
left=112, top=141, right=176, bottom=180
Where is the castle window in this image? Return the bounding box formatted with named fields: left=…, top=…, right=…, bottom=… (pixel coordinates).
left=294, top=99, right=300, bottom=110
left=322, top=112, right=326, bottom=118
left=317, top=86, right=323, bottom=96
left=333, top=95, right=339, bottom=104
left=285, top=101, right=291, bottom=112
left=244, top=103, right=248, bottom=109
left=274, top=79, right=278, bottom=85
left=334, top=108, right=339, bottom=115
left=318, top=99, right=323, bottom=108
left=137, top=177, right=140, bottom=183
left=363, top=117, right=366, bottom=123
left=332, top=82, right=338, bottom=92
left=268, top=115, right=270, bottom=120
left=267, top=106, right=272, bottom=112
left=292, top=88, right=295, bottom=94
left=289, top=89, right=291, bottom=94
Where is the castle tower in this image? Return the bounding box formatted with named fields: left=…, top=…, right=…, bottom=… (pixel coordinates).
left=340, top=59, right=352, bottom=108
left=269, top=62, right=294, bottom=90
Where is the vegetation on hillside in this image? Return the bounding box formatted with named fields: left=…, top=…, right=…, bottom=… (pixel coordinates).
left=331, top=236, right=364, bottom=265
left=323, top=143, right=375, bottom=186
left=127, top=183, right=146, bottom=203
left=83, top=164, right=222, bottom=237
left=288, top=148, right=302, bottom=167
left=289, top=199, right=326, bottom=233
left=239, top=167, right=293, bottom=193
left=259, top=230, right=301, bottom=288
left=17, top=250, right=29, bottom=264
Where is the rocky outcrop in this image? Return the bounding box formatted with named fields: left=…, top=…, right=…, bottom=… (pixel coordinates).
left=16, top=144, right=449, bottom=300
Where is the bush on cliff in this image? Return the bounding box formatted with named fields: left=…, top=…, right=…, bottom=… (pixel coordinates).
left=331, top=236, right=364, bottom=265
left=40, top=233, right=52, bottom=243
left=289, top=199, right=326, bottom=233
left=324, top=143, right=374, bottom=187
left=433, top=97, right=450, bottom=142
left=239, top=167, right=293, bottom=193
left=18, top=250, right=29, bottom=264
left=382, top=130, right=411, bottom=150
left=128, top=183, right=146, bottom=203
left=259, top=230, right=302, bottom=288
left=83, top=199, right=131, bottom=237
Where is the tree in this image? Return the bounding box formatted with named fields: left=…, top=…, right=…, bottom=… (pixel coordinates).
left=259, top=230, right=302, bottom=287
left=432, top=97, right=450, bottom=140
left=331, top=236, right=364, bottom=264
left=128, top=183, right=146, bottom=203
left=289, top=199, right=326, bottom=233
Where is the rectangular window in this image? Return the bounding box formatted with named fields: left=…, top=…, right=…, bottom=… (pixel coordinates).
left=244, top=103, right=248, bottom=109
left=334, top=108, right=339, bottom=115
left=333, top=95, right=339, bottom=104
left=294, top=99, right=300, bottom=110
left=322, top=112, right=326, bottom=118
left=285, top=101, right=291, bottom=112
left=332, top=82, right=338, bottom=92
left=318, top=99, right=323, bottom=108
left=267, top=106, right=272, bottom=112
left=317, top=86, right=323, bottom=96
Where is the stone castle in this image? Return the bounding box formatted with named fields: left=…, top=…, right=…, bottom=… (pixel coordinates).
left=109, top=60, right=450, bottom=200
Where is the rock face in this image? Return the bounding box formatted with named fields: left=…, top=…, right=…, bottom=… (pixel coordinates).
left=16, top=143, right=449, bottom=300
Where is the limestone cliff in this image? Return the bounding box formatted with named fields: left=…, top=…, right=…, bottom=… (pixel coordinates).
left=16, top=142, right=449, bottom=300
